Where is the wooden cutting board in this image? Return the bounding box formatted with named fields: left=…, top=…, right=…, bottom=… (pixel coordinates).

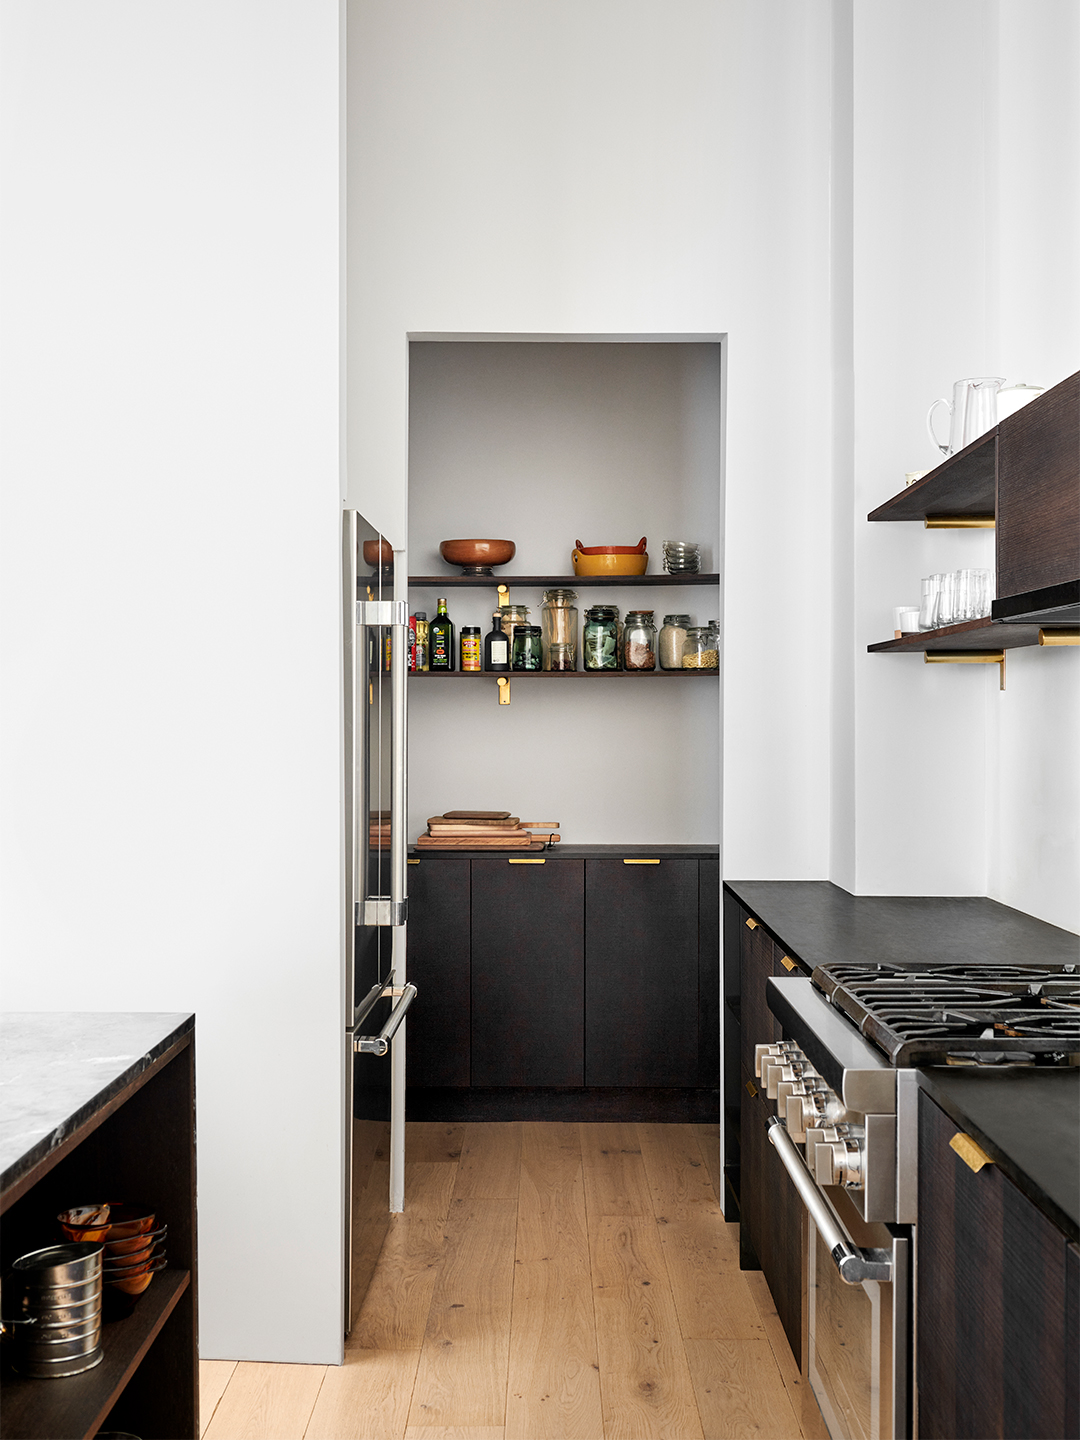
left=441, top=810, right=512, bottom=820
left=415, top=835, right=545, bottom=850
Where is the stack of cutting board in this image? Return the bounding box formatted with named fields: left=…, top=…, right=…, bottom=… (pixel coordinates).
left=415, top=811, right=561, bottom=851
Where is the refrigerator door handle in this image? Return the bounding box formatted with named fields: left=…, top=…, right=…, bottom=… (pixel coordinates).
left=355, top=599, right=409, bottom=928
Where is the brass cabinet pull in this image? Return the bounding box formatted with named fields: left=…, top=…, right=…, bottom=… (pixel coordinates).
left=407, top=858, right=420, bottom=865
left=781, top=955, right=797, bottom=972
left=745, top=1080, right=758, bottom=1097
left=745, top=917, right=759, bottom=930
left=509, top=857, right=546, bottom=864
left=950, top=1132, right=995, bottom=1173
left=623, top=858, right=660, bottom=865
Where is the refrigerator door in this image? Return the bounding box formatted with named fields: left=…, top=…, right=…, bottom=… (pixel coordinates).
left=343, top=507, right=409, bottom=1333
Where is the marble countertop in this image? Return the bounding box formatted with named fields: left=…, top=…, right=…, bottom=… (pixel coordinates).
left=0, top=1012, right=194, bottom=1195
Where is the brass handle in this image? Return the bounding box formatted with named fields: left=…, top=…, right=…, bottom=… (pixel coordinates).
left=509, top=857, right=546, bottom=864
left=949, top=1132, right=995, bottom=1173
left=745, top=917, right=759, bottom=930
left=623, top=858, right=660, bottom=865
left=781, top=955, right=797, bottom=972
left=408, top=859, right=420, bottom=865
left=745, top=1080, right=758, bottom=1097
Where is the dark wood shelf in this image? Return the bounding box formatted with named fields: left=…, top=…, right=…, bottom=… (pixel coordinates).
left=405, top=573, right=720, bottom=588
left=0, top=1269, right=190, bottom=1440
left=868, top=617, right=1040, bottom=653
left=867, top=431, right=997, bottom=522
left=409, top=667, right=719, bottom=677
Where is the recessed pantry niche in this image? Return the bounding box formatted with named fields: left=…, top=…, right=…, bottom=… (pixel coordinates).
left=406, top=337, right=723, bottom=846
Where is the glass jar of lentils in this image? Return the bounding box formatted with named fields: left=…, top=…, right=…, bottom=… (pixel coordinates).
left=622, top=611, right=657, bottom=671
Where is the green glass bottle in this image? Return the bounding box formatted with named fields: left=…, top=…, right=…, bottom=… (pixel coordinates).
left=429, top=597, right=455, bottom=671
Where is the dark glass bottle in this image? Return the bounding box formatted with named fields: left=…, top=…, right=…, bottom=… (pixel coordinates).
left=429, top=597, right=455, bottom=671
left=483, top=611, right=510, bottom=671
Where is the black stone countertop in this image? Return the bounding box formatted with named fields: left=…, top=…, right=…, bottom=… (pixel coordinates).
left=0, top=1012, right=194, bottom=1198
left=918, top=1068, right=1079, bottom=1243
left=724, top=879, right=1079, bottom=969
left=724, top=881, right=1079, bottom=1240
left=411, top=843, right=720, bottom=857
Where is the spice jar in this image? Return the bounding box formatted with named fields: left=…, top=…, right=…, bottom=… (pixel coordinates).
left=583, top=606, right=619, bottom=670
left=498, top=605, right=530, bottom=647
left=541, top=589, right=578, bottom=670
left=511, top=625, right=543, bottom=670
left=658, top=613, right=691, bottom=670
left=681, top=626, right=718, bottom=669
left=548, top=641, right=575, bottom=672
left=622, top=611, right=657, bottom=671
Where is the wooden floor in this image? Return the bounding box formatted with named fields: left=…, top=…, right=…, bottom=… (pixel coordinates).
left=200, top=1122, right=828, bottom=1440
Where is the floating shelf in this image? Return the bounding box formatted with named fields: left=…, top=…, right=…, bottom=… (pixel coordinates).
left=406, top=573, right=720, bottom=588
left=867, top=431, right=997, bottom=523
left=409, top=668, right=718, bottom=678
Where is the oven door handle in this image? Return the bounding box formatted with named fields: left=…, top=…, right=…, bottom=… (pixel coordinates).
left=767, top=1117, right=892, bottom=1286
left=354, top=983, right=416, bottom=1056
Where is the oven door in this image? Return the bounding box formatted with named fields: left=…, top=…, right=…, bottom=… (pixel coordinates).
left=767, top=1118, right=911, bottom=1440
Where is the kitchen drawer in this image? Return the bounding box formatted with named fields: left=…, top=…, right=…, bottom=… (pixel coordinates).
left=584, top=857, right=699, bottom=1087
left=471, top=856, right=585, bottom=1086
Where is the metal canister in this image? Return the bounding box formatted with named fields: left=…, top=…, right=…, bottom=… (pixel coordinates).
left=9, top=1243, right=104, bottom=1378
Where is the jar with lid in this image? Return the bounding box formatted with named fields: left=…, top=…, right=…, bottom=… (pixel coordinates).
left=583, top=606, right=619, bottom=670
left=622, top=611, right=657, bottom=671
left=681, top=626, right=718, bottom=669
left=511, top=625, right=543, bottom=671
left=658, top=613, right=691, bottom=670
left=541, top=589, right=578, bottom=670
left=498, top=604, right=530, bottom=647
left=548, top=641, right=575, bottom=672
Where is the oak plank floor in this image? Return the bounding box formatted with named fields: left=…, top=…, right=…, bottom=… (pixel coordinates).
left=202, top=1122, right=824, bottom=1439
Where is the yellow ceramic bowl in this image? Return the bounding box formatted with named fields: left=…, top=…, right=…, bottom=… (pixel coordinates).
left=571, top=549, right=649, bottom=577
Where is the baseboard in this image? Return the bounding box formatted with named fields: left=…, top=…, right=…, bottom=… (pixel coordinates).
left=405, top=1086, right=720, bottom=1123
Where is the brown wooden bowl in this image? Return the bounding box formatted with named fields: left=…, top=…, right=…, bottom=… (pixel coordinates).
left=362, top=539, right=394, bottom=571
left=439, top=539, right=516, bottom=576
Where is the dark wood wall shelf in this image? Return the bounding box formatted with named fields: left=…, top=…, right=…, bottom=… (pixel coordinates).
left=868, top=618, right=1041, bottom=654
left=409, top=668, right=718, bottom=678
left=867, top=430, right=997, bottom=523
left=406, top=572, right=720, bottom=588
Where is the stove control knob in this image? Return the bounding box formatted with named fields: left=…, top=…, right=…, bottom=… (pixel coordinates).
left=759, top=1055, right=793, bottom=1094
left=783, top=1083, right=830, bottom=1140
left=754, top=1042, right=797, bottom=1079
left=814, top=1138, right=864, bottom=1190
left=776, top=1070, right=823, bottom=1110
left=767, top=1059, right=815, bottom=1101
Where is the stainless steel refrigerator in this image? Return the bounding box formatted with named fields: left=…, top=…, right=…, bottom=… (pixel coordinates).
left=342, top=508, right=414, bottom=1333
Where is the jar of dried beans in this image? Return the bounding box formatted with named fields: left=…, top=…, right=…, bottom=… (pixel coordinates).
left=622, top=611, right=657, bottom=671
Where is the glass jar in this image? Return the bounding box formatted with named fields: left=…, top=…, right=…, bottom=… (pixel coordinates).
left=623, top=611, right=657, bottom=671
left=511, top=625, right=543, bottom=670
left=498, top=604, right=530, bottom=646
left=547, top=641, right=575, bottom=672
left=681, top=626, right=718, bottom=669
left=658, top=613, right=691, bottom=670
left=583, top=606, right=619, bottom=670
left=541, top=589, right=578, bottom=670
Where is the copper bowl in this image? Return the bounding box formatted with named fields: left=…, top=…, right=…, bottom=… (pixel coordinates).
left=362, top=539, right=394, bottom=572
left=439, top=539, right=516, bottom=576
left=101, top=1203, right=156, bottom=1239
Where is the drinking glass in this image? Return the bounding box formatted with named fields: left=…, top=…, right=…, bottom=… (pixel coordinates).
left=921, top=575, right=942, bottom=630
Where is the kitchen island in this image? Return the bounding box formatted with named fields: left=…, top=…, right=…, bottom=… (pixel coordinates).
left=0, top=1012, right=197, bottom=1440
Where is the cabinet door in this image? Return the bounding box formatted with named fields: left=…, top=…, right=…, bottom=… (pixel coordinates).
left=740, top=1064, right=803, bottom=1365
left=997, top=370, right=1079, bottom=600
left=739, top=917, right=784, bottom=1080
left=471, top=857, right=584, bottom=1086
left=584, top=857, right=699, bottom=1087
left=698, top=856, right=721, bottom=1087
left=405, top=856, right=470, bottom=1088
left=917, top=1090, right=1069, bottom=1440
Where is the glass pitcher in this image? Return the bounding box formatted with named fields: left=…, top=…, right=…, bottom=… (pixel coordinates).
left=927, top=377, right=1004, bottom=458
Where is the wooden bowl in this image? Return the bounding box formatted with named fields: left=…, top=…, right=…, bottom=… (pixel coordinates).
left=362, top=539, right=394, bottom=571
left=439, top=539, right=516, bottom=576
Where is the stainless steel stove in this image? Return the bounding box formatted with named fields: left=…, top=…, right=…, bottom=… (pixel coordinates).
left=755, top=962, right=1080, bottom=1440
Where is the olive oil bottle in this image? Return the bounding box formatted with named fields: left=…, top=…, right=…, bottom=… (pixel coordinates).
left=429, top=597, right=455, bottom=671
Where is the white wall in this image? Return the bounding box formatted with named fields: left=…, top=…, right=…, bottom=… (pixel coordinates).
left=407, top=341, right=721, bottom=844
left=0, top=2, right=346, bottom=1362
left=348, top=0, right=837, bottom=880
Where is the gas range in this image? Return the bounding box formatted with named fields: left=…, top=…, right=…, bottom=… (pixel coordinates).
left=810, top=961, right=1080, bottom=1067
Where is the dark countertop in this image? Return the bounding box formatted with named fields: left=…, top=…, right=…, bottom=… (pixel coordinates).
left=919, top=1067, right=1079, bottom=1243
left=411, top=844, right=720, bottom=857
left=724, top=879, right=1079, bottom=969
left=0, top=1012, right=194, bottom=1197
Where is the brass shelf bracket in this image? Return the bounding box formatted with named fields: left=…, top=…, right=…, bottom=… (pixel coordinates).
left=497, top=675, right=511, bottom=705
left=923, top=515, right=995, bottom=529
left=1039, top=628, right=1080, bottom=646
left=925, top=649, right=1006, bottom=691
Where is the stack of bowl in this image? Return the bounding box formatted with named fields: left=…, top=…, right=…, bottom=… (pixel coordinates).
left=9, top=1242, right=104, bottom=1377
left=59, top=1204, right=167, bottom=1298
left=662, top=541, right=700, bottom=575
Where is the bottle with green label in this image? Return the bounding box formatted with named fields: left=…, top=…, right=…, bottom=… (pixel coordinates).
left=429, top=597, right=455, bottom=671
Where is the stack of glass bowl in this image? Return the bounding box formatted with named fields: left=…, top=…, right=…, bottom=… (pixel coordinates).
left=662, top=541, right=700, bottom=575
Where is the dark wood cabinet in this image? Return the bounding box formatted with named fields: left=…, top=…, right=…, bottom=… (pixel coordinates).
left=405, top=855, right=471, bottom=1087
left=584, top=858, right=699, bottom=1086
left=471, top=857, right=585, bottom=1086
left=917, top=1089, right=1074, bottom=1440
left=740, top=1063, right=803, bottom=1365
left=698, top=855, right=721, bottom=1088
